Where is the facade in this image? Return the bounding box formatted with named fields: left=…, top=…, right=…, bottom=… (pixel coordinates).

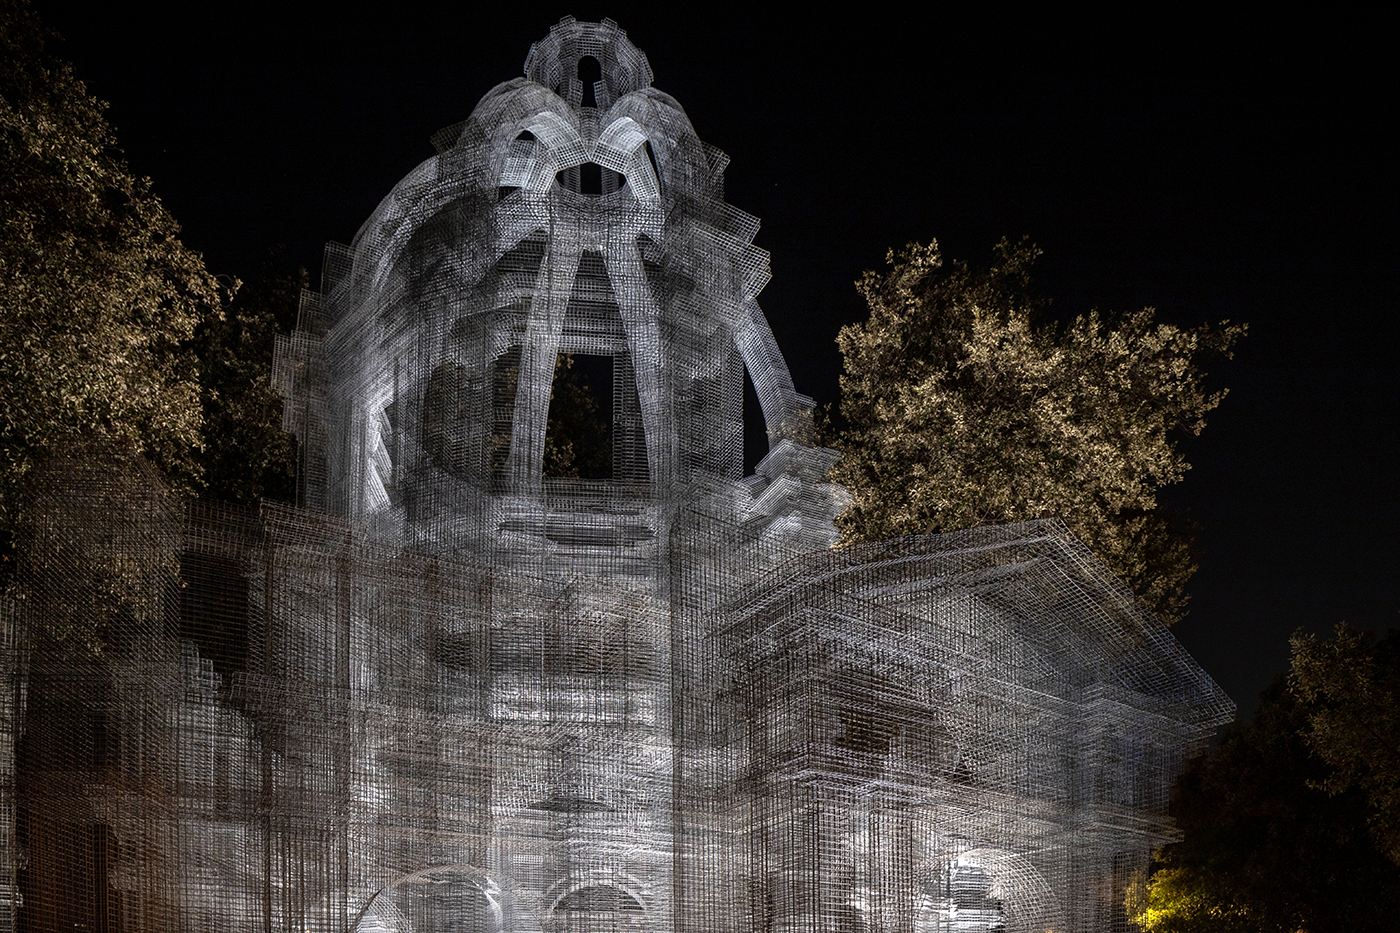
left=7, top=18, right=1232, bottom=933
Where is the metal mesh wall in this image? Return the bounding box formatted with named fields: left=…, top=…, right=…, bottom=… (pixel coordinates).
left=6, top=18, right=1232, bottom=933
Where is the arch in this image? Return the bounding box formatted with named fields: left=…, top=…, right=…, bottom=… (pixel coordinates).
left=543, top=872, right=650, bottom=930
left=733, top=297, right=809, bottom=448
left=915, top=849, right=1063, bottom=933
left=556, top=884, right=644, bottom=912
left=604, top=87, right=717, bottom=201
left=351, top=865, right=523, bottom=933
left=593, top=117, right=660, bottom=201
left=523, top=17, right=654, bottom=106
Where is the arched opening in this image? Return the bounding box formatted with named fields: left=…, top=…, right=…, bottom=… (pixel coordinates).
left=922, top=863, right=1005, bottom=932
left=548, top=883, right=645, bottom=933
left=556, top=885, right=642, bottom=912
left=914, top=849, right=1061, bottom=933
left=352, top=867, right=506, bottom=933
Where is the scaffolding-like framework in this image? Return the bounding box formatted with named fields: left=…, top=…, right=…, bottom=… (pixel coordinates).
left=5, top=18, right=1232, bottom=933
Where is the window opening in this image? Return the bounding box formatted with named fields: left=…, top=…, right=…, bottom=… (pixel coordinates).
left=90, top=712, right=117, bottom=771
left=557, top=884, right=643, bottom=912
left=556, top=162, right=625, bottom=196
left=580, top=161, right=603, bottom=195
left=499, top=132, right=535, bottom=200
left=178, top=551, right=249, bottom=682
left=360, top=873, right=502, bottom=933
left=577, top=55, right=602, bottom=108
left=434, top=632, right=478, bottom=672
left=545, top=353, right=612, bottom=479
left=424, top=361, right=471, bottom=479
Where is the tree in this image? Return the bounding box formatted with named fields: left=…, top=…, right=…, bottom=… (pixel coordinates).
left=1289, top=624, right=1400, bottom=866
left=1127, top=674, right=1400, bottom=932
left=197, top=257, right=302, bottom=505
left=831, top=239, right=1243, bottom=624
left=1124, top=865, right=1253, bottom=933
left=0, top=0, right=225, bottom=564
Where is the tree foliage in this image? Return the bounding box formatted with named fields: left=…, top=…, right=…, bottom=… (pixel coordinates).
left=1129, top=674, right=1400, bottom=932
left=1125, top=865, right=1254, bottom=933
left=1289, top=624, right=1400, bottom=867
left=0, top=0, right=224, bottom=544
left=831, top=239, right=1243, bottom=624
left=197, top=258, right=302, bottom=505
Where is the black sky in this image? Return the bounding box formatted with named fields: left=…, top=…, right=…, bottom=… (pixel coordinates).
left=33, top=4, right=1397, bottom=722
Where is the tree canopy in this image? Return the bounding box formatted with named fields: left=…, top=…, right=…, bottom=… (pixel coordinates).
left=1289, top=624, right=1400, bottom=867
left=1129, top=662, right=1400, bottom=932
left=197, top=257, right=302, bottom=506
left=831, top=239, right=1243, bottom=624
left=0, top=0, right=225, bottom=550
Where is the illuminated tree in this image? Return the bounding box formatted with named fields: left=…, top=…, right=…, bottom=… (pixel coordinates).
left=1290, top=624, right=1400, bottom=866
left=831, top=238, right=1244, bottom=623
left=1125, top=865, right=1253, bottom=933
left=0, top=0, right=224, bottom=552
left=1131, top=675, right=1400, bottom=932
left=197, top=259, right=302, bottom=505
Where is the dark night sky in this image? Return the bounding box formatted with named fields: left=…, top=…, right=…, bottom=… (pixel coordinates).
left=34, top=5, right=1397, bottom=722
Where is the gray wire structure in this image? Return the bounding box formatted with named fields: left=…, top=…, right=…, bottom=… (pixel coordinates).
left=5, top=18, right=1232, bottom=933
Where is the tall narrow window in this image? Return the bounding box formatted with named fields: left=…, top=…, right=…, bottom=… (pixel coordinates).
left=644, top=139, right=662, bottom=194
left=743, top=364, right=766, bottom=476
left=577, top=55, right=602, bottom=108
left=545, top=353, right=612, bottom=479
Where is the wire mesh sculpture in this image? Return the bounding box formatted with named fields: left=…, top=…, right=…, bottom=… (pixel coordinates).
left=6, top=18, right=1232, bottom=933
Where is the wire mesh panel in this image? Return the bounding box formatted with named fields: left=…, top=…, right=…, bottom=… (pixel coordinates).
left=8, top=18, right=1230, bottom=933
